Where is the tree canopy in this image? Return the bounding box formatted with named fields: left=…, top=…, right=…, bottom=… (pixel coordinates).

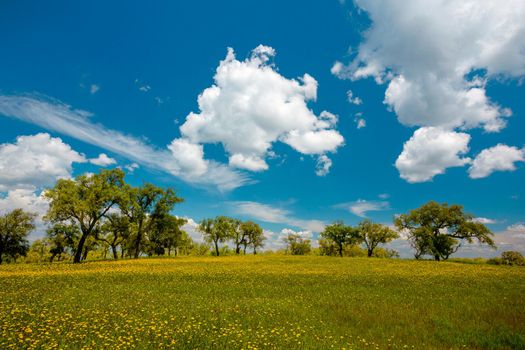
left=357, top=220, right=399, bottom=257
left=320, top=222, right=360, bottom=257
left=395, top=201, right=495, bottom=261
left=0, top=209, right=35, bottom=264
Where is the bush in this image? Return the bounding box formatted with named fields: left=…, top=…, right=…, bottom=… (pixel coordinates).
left=488, top=251, right=525, bottom=266
left=501, top=251, right=525, bottom=266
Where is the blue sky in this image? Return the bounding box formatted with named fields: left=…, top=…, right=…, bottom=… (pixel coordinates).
left=1, top=0, right=524, bottom=257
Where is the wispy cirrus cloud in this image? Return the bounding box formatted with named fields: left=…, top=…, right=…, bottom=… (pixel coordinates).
left=0, top=94, right=250, bottom=191
left=334, top=199, right=390, bottom=218
left=230, top=200, right=326, bottom=232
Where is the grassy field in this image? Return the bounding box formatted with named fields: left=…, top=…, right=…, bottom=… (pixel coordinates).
left=1, top=256, right=524, bottom=349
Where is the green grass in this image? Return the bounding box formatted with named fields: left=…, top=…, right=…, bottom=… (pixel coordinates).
left=1, top=256, right=524, bottom=349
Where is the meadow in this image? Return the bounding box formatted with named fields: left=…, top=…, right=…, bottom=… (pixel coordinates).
left=1, top=256, right=524, bottom=349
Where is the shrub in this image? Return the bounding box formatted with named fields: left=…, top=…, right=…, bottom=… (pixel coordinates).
left=501, top=251, right=525, bottom=266
left=488, top=251, right=525, bottom=266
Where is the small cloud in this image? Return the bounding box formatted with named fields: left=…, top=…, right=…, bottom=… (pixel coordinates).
left=90, top=84, right=100, bottom=94
left=473, top=217, right=497, bottom=224
left=335, top=199, right=390, bottom=218
left=355, top=118, right=366, bottom=129
left=315, top=154, right=332, bottom=176
left=89, top=153, right=116, bottom=166
left=378, top=193, right=390, bottom=199
left=124, top=162, right=139, bottom=173
left=154, top=97, right=164, bottom=104
left=507, top=223, right=525, bottom=236
left=347, top=90, right=363, bottom=105
left=135, top=79, right=151, bottom=92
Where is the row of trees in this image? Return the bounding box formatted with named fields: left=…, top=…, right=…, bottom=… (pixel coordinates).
left=281, top=201, right=496, bottom=261
left=0, top=168, right=500, bottom=263
left=0, top=169, right=191, bottom=264
left=198, top=216, right=265, bottom=256
left=280, top=220, right=399, bottom=257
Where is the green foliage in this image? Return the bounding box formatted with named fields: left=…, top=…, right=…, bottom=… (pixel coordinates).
left=320, top=222, right=360, bottom=257
left=149, top=215, right=188, bottom=256
left=0, top=209, right=35, bottom=264
left=120, top=183, right=183, bottom=258
left=198, top=216, right=235, bottom=256
left=283, top=233, right=311, bottom=255
left=395, top=201, right=495, bottom=261
left=357, top=219, right=399, bottom=257
left=488, top=251, right=525, bottom=266
left=240, top=220, right=265, bottom=254
left=47, top=223, right=80, bottom=262
left=44, top=169, right=126, bottom=263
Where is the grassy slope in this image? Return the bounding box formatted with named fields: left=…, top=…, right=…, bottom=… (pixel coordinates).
left=1, top=256, right=524, bottom=349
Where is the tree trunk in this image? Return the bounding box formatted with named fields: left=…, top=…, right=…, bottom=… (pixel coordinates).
left=235, top=244, right=241, bottom=255
left=434, top=254, right=440, bottom=261
left=111, top=245, right=118, bottom=260
left=253, top=248, right=257, bottom=255
left=338, top=244, right=343, bottom=257
left=367, top=249, right=373, bottom=257
left=73, top=232, right=89, bottom=263
left=133, top=221, right=143, bottom=259
left=82, top=247, right=89, bottom=261
left=214, top=240, right=220, bottom=256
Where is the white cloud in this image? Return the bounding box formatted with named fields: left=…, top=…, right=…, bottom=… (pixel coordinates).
left=355, top=118, right=366, bottom=129
left=507, top=224, right=525, bottom=236
left=175, top=45, right=344, bottom=175
left=335, top=199, right=390, bottom=218
left=89, top=153, right=116, bottom=166
left=124, top=162, right=139, bottom=173
left=334, top=0, right=525, bottom=182
left=473, top=217, right=497, bottom=224
left=167, top=138, right=209, bottom=177
left=0, top=133, right=86, bottom=192
left=231, top=201, right=326, bottom=232
left=0, top=133, right=93, bottom=240
left=90, top=84, right=100, bottom=94
left=468, top=144, right=525, bottom=179
left=0, top=189, right=50, bottom=240
left=0, top=95, right=249, bottom=191
left=346, top=90, right=363, bottom=105
left=135, top=79, right=151, bottom=92
left=179, top=217, right=204, bottom=243
left=315, top=155, right=332, bottom=177
left=395, top=127, right=471, bottom=183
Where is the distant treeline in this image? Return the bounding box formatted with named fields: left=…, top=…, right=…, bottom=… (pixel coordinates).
left=1, top=168, right=522, bottom=265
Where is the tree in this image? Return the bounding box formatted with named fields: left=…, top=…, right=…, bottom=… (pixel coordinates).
left=230, top=219, right=245, bottom=254
left=150, top=214, right=187, bottom=256
left=198, top=216, right=234, bottom=256
left=0, top=209, right=35, bottom=264
left=283, top=233, right=311, bottom=255
left=44, top=169, right=125, bottom=263
left=120, top=183, right=183, bottom=258
left=320, top=222, right=360, bottom=257
left=357, top=220, right=399, bottom=257
left=240, top=221, right=265, bottom=254
left=395, top=201, right=496, bottom=261
left=47, top=223, right=80, bottom=262
left=97, top=213, right=130, bottom=259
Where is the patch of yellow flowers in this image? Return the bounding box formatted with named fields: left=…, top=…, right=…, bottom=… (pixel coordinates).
left=1, top=256, right=524, bottom=349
